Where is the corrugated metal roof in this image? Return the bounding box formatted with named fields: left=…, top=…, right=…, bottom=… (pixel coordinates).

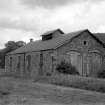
left=7, top=29, right=89, bottom=55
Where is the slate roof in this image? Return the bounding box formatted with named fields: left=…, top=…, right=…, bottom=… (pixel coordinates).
left=94, top=33, right=105, bottom=44
left=7, top=29, right=94, bottom=55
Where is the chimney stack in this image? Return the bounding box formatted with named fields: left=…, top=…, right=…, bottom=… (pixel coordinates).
left=30, top=38, right=34, bottom=42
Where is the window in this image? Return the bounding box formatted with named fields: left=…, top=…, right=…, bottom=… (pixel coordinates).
left=42, top=34, right=53, bottom=41
left=26, top=55, right=31, bottom=72
left=40, top=53, right=43, bottom=66
left=40, top=53, right=43, bottom=75
left=17, top=56, right=21, bottom=69
left=83, top=40, right=88, bottom=46
left=10, top=57, right=12, bottom=68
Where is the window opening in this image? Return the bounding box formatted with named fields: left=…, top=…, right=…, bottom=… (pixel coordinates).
left=26, top=55, right=31, bottom=72
left=83, top=41, right=87, bottom=45
left=17, top=56, right=21, bottom=70
left=10, top=57, right=12, bottom=68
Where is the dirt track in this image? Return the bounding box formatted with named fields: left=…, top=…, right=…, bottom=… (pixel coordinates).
left=0, top=77, right=105, bottom=105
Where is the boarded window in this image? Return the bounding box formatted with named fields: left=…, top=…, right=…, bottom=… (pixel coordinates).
left=26, top=55, right=31, bottom=72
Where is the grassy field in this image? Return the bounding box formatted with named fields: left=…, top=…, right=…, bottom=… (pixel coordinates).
left=0, top=76, right=105, bottom=105
left=38, top=73, right=105, bottom=93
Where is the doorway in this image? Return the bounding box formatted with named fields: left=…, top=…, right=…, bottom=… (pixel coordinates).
left=67, top=51, right=82, bottom=75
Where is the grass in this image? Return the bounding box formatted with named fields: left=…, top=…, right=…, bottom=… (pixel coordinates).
left=2, top=69, right=105, bottom=93
left=0, top=76, right=105, bottom=105
left=38, top=73, right=105, bottom=93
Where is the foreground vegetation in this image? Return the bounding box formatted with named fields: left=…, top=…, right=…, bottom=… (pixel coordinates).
left=0, top=76, right=105, bottom=105
left=2, top=69, right=105, bottom=94
left=38, top=73, right=105, bottom=93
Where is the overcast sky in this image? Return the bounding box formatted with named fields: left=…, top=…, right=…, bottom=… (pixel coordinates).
left=0, top=0, right=105, bottom=48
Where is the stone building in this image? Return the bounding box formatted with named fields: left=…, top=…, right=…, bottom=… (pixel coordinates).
left=5, top=29, right=105, bottom=78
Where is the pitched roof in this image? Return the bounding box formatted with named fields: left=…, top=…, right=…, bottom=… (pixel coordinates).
left=94, top=33, right=105, bottom=44
left=7, top=29, right=90, bottom=55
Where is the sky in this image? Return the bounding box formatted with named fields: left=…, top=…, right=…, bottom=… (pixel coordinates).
left=0, top=0, right=105, bottom=48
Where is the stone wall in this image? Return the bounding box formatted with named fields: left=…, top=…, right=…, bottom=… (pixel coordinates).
left=56, top=31, right=105, bottom=77
left=25, top=52, right=40, bottom=79
left=24, top=50, right=56, bottom=78
left=5, top=31, right=105, bottom=78
left=5, top=49, right=57, bottom=78
left=5, top=54, right=25, bottom=76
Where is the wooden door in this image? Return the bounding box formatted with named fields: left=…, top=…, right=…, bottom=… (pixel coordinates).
left=91, top=53, right=102, bottom=76
left=68, top=51, right=82, bottom=75
left=82, top=54, right=91, bottom=76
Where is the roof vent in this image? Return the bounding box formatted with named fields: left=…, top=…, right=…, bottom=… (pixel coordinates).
left=41, top=29, right=64, bottom=41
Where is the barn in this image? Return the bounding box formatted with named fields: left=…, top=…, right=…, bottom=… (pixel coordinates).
left=5, top=29, right=105, bottom=78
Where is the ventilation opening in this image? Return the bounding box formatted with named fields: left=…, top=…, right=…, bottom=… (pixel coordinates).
left=83, top=41, right=87, bottom=45
left=41, top=29, right=64, bottom=41
left=42, top=34, right=53, bottom=41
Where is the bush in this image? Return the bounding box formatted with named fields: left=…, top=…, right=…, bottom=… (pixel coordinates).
left=56, top=60, right=79, bottom=75
left=97, top=70, right=105, bottom=78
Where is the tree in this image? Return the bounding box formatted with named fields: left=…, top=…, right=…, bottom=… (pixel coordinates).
left=0, top=40, right=26, bottom=68
left=16, top=41, right=26, bottom=47
left=5, top=41, right=26, bottom=51
left=5, top=41, right=16, bottom=48
left=4, top=40, right=26, bottom=53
